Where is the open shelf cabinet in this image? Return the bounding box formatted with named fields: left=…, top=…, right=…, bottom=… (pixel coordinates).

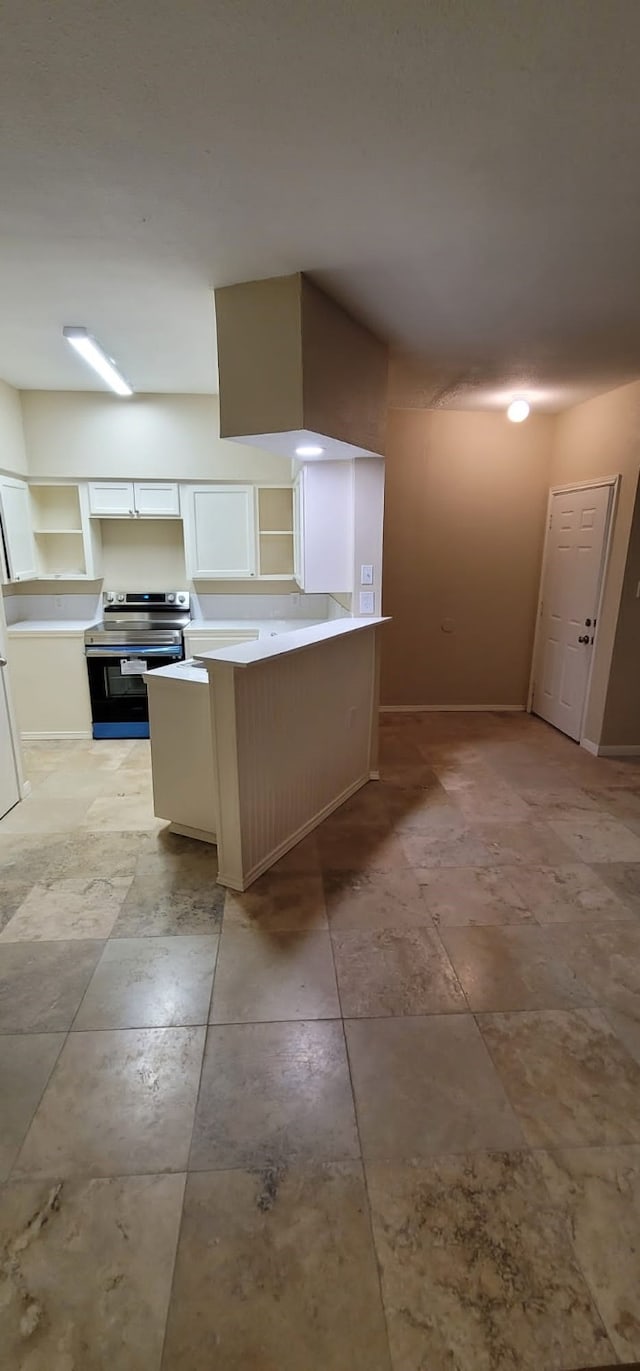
left=257, top=487, right=294, bottom=578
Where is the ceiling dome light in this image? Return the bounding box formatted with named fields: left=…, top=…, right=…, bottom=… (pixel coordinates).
left=507, top=398, right=530, bottom=423
left=295, top=444, right=324, bottom=457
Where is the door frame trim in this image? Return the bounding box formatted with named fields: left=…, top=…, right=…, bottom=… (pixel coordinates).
left=527, top=474, right=621, bottom=747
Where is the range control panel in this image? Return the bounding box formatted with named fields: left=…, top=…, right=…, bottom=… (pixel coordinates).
left=103, top=591, right=190, bottom=609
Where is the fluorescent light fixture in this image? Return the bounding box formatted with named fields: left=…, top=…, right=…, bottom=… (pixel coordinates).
left=63, top=326, right=133, bottom=396
left=295, top=443, right=324, bottom=457
left=507, top=397, right=530, bottom=423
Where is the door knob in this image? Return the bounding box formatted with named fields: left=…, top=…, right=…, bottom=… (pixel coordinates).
left=578, top=634, right=590, bottom=644
left=0, top=657, right=6, bottom=667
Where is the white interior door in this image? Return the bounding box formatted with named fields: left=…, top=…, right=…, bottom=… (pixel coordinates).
left=532, top=483, right=613, bottom=741
left=0, top=656, right=20, bottom=819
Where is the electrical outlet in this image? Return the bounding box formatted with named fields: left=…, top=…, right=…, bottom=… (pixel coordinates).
left=360, top=564, right=373, bottom=586
left=359, top=590, right=375, bottom=614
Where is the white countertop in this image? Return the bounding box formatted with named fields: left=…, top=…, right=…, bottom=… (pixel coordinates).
left=201, top=616, right=388, bottom=669
left=186, top=618, right=323, bottom=637
left=148, top=659, right=209, bottom=685
left=6, top=616, right=323, bottom=639
left=147, top=617, right=387, bottom=685
left=7, top=619, right=101, bottom=636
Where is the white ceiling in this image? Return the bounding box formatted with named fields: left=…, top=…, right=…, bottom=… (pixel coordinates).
left=2, top=0, right=640, bottom=409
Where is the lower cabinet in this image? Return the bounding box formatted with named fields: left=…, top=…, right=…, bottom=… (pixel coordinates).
left=184, top=628, right=259, bottom=660
left=7, top=634, right=92, bottom=738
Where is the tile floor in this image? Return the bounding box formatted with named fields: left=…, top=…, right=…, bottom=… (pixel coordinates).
left=1, top=715, right=640, bottom=1368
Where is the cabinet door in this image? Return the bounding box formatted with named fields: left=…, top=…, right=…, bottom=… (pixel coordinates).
left=133, top=482, right=180, bottom=517
left=88, top=482, right=135, bottom=517
left=184, top=486, right=256, bottom=578
left=7, top=635, right=92, bottom=737
left=295, top=463, right=354, bottom=593
left=0, top=478, right=37, bottom=581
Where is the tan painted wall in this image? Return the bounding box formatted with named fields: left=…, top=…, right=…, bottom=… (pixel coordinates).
left=381, top=408, right=554, bottom=707
left=549, top=380, right=640, bottom=745
left=20, top=391, right=292, bottom=483
left=0, top=378, right=28, bottom=477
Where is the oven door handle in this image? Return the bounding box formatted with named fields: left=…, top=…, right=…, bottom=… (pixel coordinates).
left=85, top=646, right=183, bottom=658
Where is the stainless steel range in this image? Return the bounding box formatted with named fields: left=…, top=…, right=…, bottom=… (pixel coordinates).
left=84, top=591, right=191, bottom=738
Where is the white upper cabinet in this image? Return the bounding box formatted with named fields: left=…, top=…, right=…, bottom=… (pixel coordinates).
left=294, top=462, right=354, bottom=593
left=0, top=477, right=38, bottom=582
left=183, top=485, right=256, bottom=578
left=88, top=482, right=135, bottom=517
left=88, top=481, right=180, bottom=518
left=133, top=483, right=181, bottom=517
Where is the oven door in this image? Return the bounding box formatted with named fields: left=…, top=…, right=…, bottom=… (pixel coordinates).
left=85, top=644, right=183, bottom=738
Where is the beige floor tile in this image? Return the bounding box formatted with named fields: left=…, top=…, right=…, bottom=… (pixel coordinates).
left=190, top=1020, right=359, bottom=1170
left=378, top=758, right=437, bottom=787
left=15, top=1026, right=205, bottom=1177
left=73, top=935, right=219, bottom=1029
left=367, top=1152, right=614, bottom=1371
left=439, top=924, right=593, bottom=1011
left=31, top=766, right=118, bottom=800
left=324, top=869, right=430, bottom=931
left=83, top=792, right=166, bottom=832
left=604, top=1007, right=640, bottom=1067
left=550, top=815, right=640, bottom=863
left=416, top=865, right=533, bottom=926
left=46, top=830, right=157, bottom=880
left=0, top=1034, right=65, bottom=1180
left=400, top=823, right=493, bottom=868
left=0, top=1173, right=185, bottom=1370
left=345, top=1015, right=523, bottom=1159
left=544, top=920, right=640, bottom=1020
left=210, top=927, right=339, bottom=1023
left=317, top=823, right=408, bottom=871
left=0, top=877, right=34, bottom=932
left=0, top=940, right=103, bottom=1032
left=0, top=795, right=91, bottom=834
left=479, top=1008, right=640, bottom=1147
left=0, top=831, right=60, bottom=882
left=332, top=926, right=466, bottom=1017
left=538, top=1145, right=640, bottom=1363
left=162, top=1165, right=391, bottom=1371
left=506, top=862, right=633, bottom=923
left=224, top=871, right=327, bottom=930
left=112, top=854, right=224, bottom=936
left=592, top=861, right=640, bottom=910
left=472, top=820, right=577, bottom=866
left=519, top=785, right=602, bottom=817
left=451, top=785, right=532, bottom=823
left=0, top=875, right=132, bottom=942
left=268, top=832, right=320, bottom=875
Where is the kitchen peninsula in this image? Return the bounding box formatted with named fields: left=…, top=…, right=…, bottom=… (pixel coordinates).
left=146, top=616, right=387, bottom=890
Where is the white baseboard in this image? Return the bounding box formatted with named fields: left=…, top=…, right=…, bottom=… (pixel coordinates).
left=580, top=738, right=599, bottom=756
left=20, top=730, right=93, bottom=741
left=593, top=743, right=640, bottom=757
left=217, top=773, right=370, bottom=891
left=20, top=779, right=31, bottom=798
left=379, top=704, right=526, bottom=714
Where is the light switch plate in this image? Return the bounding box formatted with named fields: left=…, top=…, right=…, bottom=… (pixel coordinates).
left=359, top=590, right=375, bottom=614
left=360, top=564, right=374, bottom=586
